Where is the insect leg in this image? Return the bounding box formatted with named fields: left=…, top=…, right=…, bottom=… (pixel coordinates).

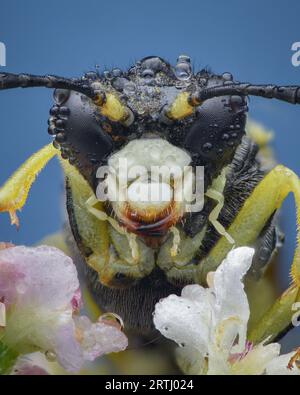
left=0, top=144, right=57, bottom=227
left=199, top=165, right=300, bottom=279
left=198, top=165, right=300, bottom=343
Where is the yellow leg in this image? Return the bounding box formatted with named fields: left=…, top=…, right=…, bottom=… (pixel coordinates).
left=248, top=284, right=300, bottom=344
left=0, top=144, right=57, bottom=227
left=199, top=165, right=300, bottom=285
left=197, top=164, right=300, bottom=343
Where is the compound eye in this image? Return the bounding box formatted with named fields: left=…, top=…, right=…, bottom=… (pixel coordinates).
left=185, top=121, right=227, bottom=161
left=50, top=90, right=114, bottom=186
left=184, top=95, right=247, bottom=170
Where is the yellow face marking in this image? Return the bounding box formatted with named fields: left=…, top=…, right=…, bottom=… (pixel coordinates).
left=167, top=91, right=195, bottom=120
left=97, top=92, right=130, bottom=123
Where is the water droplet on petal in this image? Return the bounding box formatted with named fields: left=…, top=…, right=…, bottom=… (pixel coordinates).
left=16, top=283, right=27, bottom=294
left=99, top=312, right=124, bottom=330
left=45, top=350, right=57, bottom=362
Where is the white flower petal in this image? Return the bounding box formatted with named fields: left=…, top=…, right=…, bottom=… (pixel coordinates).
left=230, top=342, right=280, bottom=375
left=176, top=346, right=207, bottom=375
left=212, top=247, right=255, bottom=353
left=207, top=344, right=231, bottom=375
left=154, top=246, right=300, bottom=376
left=266, top=352, right=300, bottom=375
left=153, top=286, right=214, bottom=356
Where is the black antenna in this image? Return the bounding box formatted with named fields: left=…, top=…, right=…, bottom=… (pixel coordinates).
left=190, top=83, right=300, bottom=105
left=0, top=72, right=97, bottom=99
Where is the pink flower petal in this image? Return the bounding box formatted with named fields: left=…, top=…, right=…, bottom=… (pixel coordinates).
left=71, top=288, right=83, bottom=313
left=13, top=364, right=50, bottom=375
left=74, top=316, right=128, bottom=361
left=0, top=246, right=79, bottom=309
left=0, top=245, right=128, bottom=373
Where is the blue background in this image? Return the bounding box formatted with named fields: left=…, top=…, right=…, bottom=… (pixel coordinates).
left=1, top=0, right=300, bottom=351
